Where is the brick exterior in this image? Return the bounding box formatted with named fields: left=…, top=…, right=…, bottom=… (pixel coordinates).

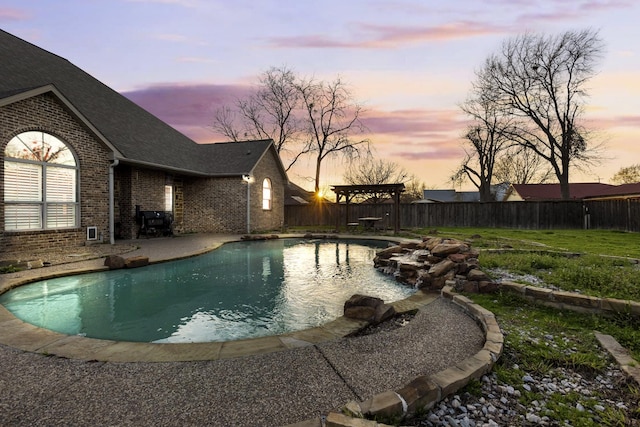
left=0, top=93, right=111, bottom=253
left=115, top=150, right=285, bottom=236
left=1, top=93, right=287, bottom=252
left=180, top=150, right=286, bottom=234
left=115, top=166, right=168, bottom=239
left=251, top=149, right=286, bottom=232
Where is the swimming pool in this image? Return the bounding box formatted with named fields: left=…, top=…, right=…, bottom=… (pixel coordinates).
left=0, top=238, right=415, bottom=343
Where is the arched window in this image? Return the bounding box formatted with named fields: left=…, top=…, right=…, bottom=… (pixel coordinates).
left=262, top=178, right=272, bottom=210
left=4, top=131, right=78, bottom=230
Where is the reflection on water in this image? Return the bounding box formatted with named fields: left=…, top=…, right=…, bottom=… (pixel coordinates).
left=0, top=239, right=415, bottom=343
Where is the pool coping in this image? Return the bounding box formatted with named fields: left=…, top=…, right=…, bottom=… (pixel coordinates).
left=0, top=233, right=432, bottom=362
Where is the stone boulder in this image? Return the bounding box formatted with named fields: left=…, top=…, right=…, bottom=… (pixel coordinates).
left=344, top=305, right=377, bottom=322
left=124, top=256, right=149, bottom=268
left=375, top=303, right=397, bottom=324
left=479, top=281, right=500, bottom=293
left=104, top=255, right=125, bottom=270
left=344, top=294, right=383, bottom=310
left=375, top=245, right=405, bottom=259
left=416, top=271, right=432, bottom=289
left=467, top=268, right=490, bottom=282
left=421, top=237, right=443, bottom=251
left=27, top=260, right=44, bottom=269
left=375, top=235, right=501, bottom=296
left=344, top=294, right=397, bottom=324
left=430, top=242, right=469, bottom=257
left=428, top=259, right=456, bottom=277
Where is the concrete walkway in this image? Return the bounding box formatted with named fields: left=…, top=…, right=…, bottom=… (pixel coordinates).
left=0, top=234, right=485, bottom=426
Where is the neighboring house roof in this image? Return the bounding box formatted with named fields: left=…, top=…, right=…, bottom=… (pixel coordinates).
left=583, top=183, right=640, bottom=200
left=0, top=30, right=286, bottom=180
left=285, top=182, right=314, bottom=205
left=508, top=183, right=619, bottom=201
left=421, top=189, right=480, bottom=203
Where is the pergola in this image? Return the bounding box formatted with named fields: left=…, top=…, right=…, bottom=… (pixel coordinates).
left=330, top=183, right=405, bottom=234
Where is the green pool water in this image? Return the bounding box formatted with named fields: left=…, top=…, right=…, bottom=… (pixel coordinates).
left=0, top=238, right=415, bottom=343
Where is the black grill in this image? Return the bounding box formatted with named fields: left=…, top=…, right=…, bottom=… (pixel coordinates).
left=136, top=209, right=173, bottom=238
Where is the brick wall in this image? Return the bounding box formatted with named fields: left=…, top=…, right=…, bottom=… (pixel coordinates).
left=180, top=148, right=286, bottom=234
left=116, top=166, right=169, bottom=239
left=251, top=148, right=285, bottom=232
left=173, top=177, right=184, bottom=233
left=182, top=176, right=247, bottom=233
left=0, top=93, right=111, bottom=253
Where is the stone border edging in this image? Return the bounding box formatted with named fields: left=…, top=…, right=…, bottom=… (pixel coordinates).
left=498, top=280, right=640, bottom=318
left=0, top=234, right=420, bottom=363
left=317, top=285, right=504, bottom=427
left=595, top=332, right=640, bottom=385
left=496, top=280, right=640, bottom=387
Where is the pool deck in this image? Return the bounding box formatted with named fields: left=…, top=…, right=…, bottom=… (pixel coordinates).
left=0, top=233, right=486, bottom=426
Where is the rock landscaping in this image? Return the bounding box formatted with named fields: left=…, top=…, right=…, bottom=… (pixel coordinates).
left=324, top=235, right=640, bottom=427
left=373, top=236, right=499, bottom=294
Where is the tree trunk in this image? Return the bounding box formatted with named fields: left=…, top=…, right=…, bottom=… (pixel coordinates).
left=314, top=156, right=322, bottom=194
left=479, top=181, right=494, bottom=202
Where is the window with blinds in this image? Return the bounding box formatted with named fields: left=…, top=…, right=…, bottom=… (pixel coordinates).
left=4, top=132, right=78, bottom=231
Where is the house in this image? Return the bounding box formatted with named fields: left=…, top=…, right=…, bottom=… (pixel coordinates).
left=416, top=189, right=480, bottom=203
left=583, top=183, right=640, bottom=201
left=504, top=183, right=624, bottom=201
left=285, top=182, right=314, bottom=206
left=0, top=30, right=288, bottom=253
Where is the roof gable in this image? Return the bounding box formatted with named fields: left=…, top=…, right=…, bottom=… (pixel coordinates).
left=0, top=84, right=123, bottom=157
left=0, top=30, right=285, bottom=179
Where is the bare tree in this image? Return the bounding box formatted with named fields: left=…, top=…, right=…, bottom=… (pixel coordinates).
left=344, top=157, right=408, bottom=186
left=611, top=164, right=640, bottom=184
left=454, top=90, right=515, bottom=201
left=493, top=145, right=554, bottom=184
left=343, top=157, right=418, bottom=203
left=213, top=68, right=368, bottom=189
left=297, top=77, right=370, bottom=194
left=400, top=174, right=425, bottom=202
left=477, top=29, right=604, bottom=199
left=212, top=66, right=307, bottom=171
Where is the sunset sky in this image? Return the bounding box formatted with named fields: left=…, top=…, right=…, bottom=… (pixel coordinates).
left=2, top=0, right=639, bottom=193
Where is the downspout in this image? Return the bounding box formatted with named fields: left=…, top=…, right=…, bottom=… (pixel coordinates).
left=242, top=174, right=252, bottom=234
left=109, top=158, right=119, bottom=245
left=246, top=179, right=251, bottom=234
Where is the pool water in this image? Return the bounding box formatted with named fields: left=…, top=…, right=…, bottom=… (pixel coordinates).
left=0, top=238, right=415, bottom=343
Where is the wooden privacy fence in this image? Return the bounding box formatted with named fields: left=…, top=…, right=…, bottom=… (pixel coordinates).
left=285, top=200, right=640, bottom=232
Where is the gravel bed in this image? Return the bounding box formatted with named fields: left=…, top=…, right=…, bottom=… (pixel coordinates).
left=404, top=269, right=640, bottom=426
left=404, top=361, right=635, bottom=427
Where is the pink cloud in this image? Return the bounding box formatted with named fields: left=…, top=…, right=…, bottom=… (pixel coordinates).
left=123, top=83, right=469, bottom=162
left=360, top=108, right=466, bottom=161
left=361, top=108, right=466, bottom=135
left=395, top=146, right=463, bottom=161
left=391, top=137, right=465, bottom=161
left=582, top=0, right=634, bottom=12
left=122, top=83, right=256, bottom=142
left=513, top=0, right=632, bottom=25
left=268, top=21, right=504, bottom=49
left=0, top=7, right=29, bottom=21
left=588, top=114, right=640, bottom=129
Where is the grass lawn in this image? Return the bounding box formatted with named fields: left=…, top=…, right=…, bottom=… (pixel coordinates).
left=416, top=227, right=640, bottom=258
left=407, top=227, right=640, bottom=425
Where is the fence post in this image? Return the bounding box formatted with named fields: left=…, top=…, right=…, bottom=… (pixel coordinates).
left=583, top=204, right=591, bottom=230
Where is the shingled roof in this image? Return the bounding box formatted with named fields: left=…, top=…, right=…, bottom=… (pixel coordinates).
left=0, top=30, right=283, bottom=178
left=510, top=183, right=618, bottom=200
